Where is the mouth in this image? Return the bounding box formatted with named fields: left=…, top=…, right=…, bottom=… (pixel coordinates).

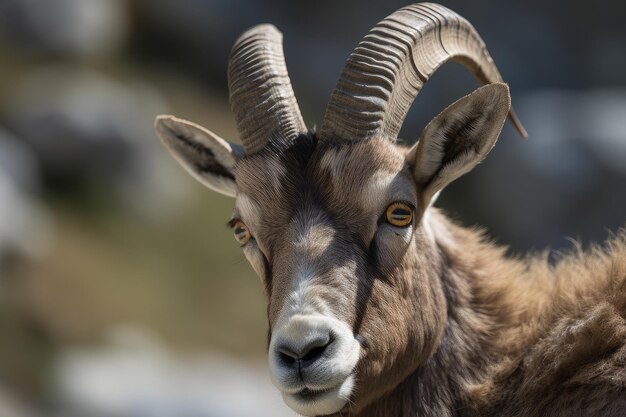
left=293, top=385, right=336, bottom=402
left=282, top=375, right=355, bottom=416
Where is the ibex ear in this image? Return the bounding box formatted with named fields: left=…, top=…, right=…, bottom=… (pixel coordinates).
left=155, top=115, right=243, bottom=198
left=406, top=83, right=511, bottom=210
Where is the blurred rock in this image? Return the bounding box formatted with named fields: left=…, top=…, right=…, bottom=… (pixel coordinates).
left=132, top=0, right=262, bottom=76
left=5, top=67, right=188, bottom=217
left=0, top=0, right=129, bottom=57
left=0, top=385, right=35, bottom=417
left=0, top=170, right=50, bottom=263
left=0, top=130, right=50, bottom=263
left=0, top=127, right=40, bottom=193
left=53, top=325, right=295, bottom=417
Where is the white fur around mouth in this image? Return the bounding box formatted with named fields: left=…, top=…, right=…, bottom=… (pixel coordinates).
left=282, top=374, right=355, bottom=416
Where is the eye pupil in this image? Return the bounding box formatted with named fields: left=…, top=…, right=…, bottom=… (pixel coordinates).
left=392, top=209, right=410, bottom=218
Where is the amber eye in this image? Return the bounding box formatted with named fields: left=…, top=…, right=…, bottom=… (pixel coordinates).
left=385, top=202, right=413, bottom=227
left=233, top=221, right=251, bottom=245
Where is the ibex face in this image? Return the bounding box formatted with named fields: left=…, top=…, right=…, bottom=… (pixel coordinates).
left=155, top=3, right=525, bottom=416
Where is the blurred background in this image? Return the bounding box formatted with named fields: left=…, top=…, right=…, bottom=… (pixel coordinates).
left=0, top=0, right=625, bottom=416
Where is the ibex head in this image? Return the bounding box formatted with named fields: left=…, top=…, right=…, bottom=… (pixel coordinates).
left=155, top=3, right=525, bottom=416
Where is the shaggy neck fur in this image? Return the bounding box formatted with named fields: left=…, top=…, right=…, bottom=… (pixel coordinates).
left=348, top=210, right=626, bottom=417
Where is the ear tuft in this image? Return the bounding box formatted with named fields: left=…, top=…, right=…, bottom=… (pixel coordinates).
left=155, top=115, right=241, bottom=198
left=407, top=83, right=511, bottom=208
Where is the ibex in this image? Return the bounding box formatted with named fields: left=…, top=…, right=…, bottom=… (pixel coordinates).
left=155, top=3, right=626, bottom=416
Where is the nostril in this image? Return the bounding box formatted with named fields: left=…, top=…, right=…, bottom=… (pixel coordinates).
left=301, top=344, right=327, bottom=363
left=300, top=334, right=333, bottom=366
left=275, top=334, right=334, bottom=368
left=279, top=352, right=296, bottom=366
left=277, top=345, right=299, bottom=367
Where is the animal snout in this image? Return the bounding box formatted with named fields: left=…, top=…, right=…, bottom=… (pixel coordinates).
left=276, top=331, right=334, bottom=369
left=269, top=314, right=360, bottom=396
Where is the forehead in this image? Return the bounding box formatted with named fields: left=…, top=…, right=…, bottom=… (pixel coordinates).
left=233, top=136, right=414, bottom=241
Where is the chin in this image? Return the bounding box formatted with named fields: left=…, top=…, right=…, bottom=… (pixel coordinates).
left=282, top=374, right=355, bottom=416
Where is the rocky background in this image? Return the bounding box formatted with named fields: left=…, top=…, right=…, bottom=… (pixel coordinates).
left=0, top=0, right=625, bottom=416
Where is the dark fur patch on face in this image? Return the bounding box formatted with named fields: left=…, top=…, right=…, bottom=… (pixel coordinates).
left=251, top=132, right=318, bottom=171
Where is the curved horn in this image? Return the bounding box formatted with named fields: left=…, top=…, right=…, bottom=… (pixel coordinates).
left=320, top=3, right=527, bottom=142
left=228, top=24, right=306, bottom=154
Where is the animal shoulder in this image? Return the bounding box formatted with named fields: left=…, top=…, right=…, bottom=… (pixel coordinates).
left=472, top=236, right=626, bottom=417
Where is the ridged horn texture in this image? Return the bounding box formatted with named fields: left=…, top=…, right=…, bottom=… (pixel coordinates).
left=228, top=24, right=306, bottom=155
left=320, top=2, right=527, bottom=142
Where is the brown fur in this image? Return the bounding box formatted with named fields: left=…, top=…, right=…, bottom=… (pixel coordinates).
left=353, top=210, right=626, bottom=417
left=232, top=135, right=626, bottom=417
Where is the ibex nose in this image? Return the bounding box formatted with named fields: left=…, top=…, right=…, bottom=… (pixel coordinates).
left=277, top=334, right=333, bottom=368
left=268, top=314, right=361, bottom=398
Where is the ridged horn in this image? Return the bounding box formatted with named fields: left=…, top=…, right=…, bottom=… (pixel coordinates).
left=320, top=2, right=527, bottom=142
left=228, top=24, right=306, bottom=154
